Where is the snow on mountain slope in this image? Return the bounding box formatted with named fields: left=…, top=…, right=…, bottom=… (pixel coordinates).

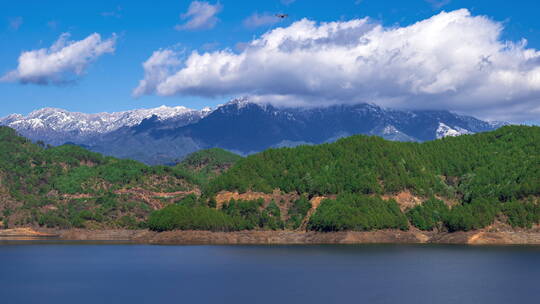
left=436, top=122, right=472, bottom=139
left=158, top=98, right=505, bottom=156
left=0, top=106, right=210, bottom=145
left=0, top=97, right=507, bottom=165
left=2, top=106, right=199, bottom=133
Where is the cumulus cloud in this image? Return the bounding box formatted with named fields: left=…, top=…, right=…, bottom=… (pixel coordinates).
left=1, top=33, right=116, bottom=85
left=243, top=12, right=281, bottom=28
left=175, top=1, right=222, bottom=31
left=135, top=9, right=540, bottom=122
left=133, top=49, right=182, bottom=97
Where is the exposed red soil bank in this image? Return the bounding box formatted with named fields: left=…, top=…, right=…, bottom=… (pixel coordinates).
left=32, top=228, right=540, bottom=245
left=4, top=226, right=540, bottom=245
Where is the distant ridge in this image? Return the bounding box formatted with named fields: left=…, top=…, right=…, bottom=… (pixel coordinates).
left=0, top=106, right=210, bottom=146
left=0, top=98, right=507, bottom=164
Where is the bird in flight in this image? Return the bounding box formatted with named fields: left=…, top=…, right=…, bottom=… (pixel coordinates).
left=275, top=14, right=289, bottom=19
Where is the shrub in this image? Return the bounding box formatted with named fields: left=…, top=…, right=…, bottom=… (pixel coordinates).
left=308, top=193, right=409, bottom=232
left=147, top=205, right=246, bottom=232
left=287, top=196, right=312, bottom=229
left=407, top=198, right=449, bottom=231
left=444, top=199, right=499, bottom=232
left=501, top=201, right=540, bottom=228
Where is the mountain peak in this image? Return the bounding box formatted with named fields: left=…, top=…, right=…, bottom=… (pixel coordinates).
left=0, top=105, right=209, bottom=145
left=214, top=97, right=269, bottom=115
left=225, top=97, right=252, bottom=107
left=201, top=107, right=213, bottom=114
left=28, top=107, right=70, bottom=117
left=0, top=99, right=508, bottom=164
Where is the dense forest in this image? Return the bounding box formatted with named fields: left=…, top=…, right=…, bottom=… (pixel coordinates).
left=208, top=125, right=540, bottom=201
left=1, top=125, right=539, bottom=233
left=202, top=125, right=540, bottom=232
left=148, top=195, right=312, bottom=232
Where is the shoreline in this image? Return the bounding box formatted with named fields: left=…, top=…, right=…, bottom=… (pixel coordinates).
left=2, top=227, right=540, bottom=245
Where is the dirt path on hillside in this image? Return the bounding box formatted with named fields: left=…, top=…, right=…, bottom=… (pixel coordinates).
left=61, top=188, right=199, bottom=210
left=114, top=188, right=199, bottom=209
left=299, top=196, right=329, bottom=230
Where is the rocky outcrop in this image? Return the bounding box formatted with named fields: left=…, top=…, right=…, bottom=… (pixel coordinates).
left=0, top=228, right=58, bottom=238
left=382, top=190, right=423, bottom=211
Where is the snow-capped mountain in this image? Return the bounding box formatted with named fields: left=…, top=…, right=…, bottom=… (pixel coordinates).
left=0, top=98, right=507, bottom=164
left=160, top=98, right=503, bottom=155
left=0, top=106, right=210, bottom=145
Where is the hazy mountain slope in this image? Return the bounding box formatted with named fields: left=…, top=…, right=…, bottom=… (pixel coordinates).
left=156, top=98, right=504, bottom=154
left=1, top=98, right=505, bottom=164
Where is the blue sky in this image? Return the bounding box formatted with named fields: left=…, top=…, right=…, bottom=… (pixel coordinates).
left=1, top=0, right=540, bottom=122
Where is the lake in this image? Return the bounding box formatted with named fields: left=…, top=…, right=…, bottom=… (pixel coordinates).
left=0, top=241, right=538, bottom=304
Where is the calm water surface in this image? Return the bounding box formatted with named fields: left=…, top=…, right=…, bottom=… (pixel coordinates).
left=0, top=241, right=539, bottom=304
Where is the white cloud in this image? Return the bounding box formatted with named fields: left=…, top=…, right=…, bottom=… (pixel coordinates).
left=175, top=1, right=222, bottom=31
left=243, top=12, right=280, bottom=28
left=133, top=49, right=182, bottom=97
left=2, top=33, right=116, bottom=85
left=135, top=9, right=540, bottom=122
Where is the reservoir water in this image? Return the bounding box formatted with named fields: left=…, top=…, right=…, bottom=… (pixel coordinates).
left=0, top=242, right=538, bottom=304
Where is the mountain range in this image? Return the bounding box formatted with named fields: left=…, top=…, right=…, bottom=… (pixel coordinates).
left=0, top=106, right=211, bottom=146
left=0, top=97, right=506, bottom=164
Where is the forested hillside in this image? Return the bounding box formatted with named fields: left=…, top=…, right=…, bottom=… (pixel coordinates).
left=209, top=125, right=540, bottom=201
left=0, top=127, right=199, bottom=229
left=197, top=125, right=540, bottom=232
left=1, top=125, right=539, bottom=233
left=176, top=148, right=242, bottom=184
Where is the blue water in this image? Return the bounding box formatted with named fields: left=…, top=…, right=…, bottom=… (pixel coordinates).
left=0, top=242, right=538, bottom=304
